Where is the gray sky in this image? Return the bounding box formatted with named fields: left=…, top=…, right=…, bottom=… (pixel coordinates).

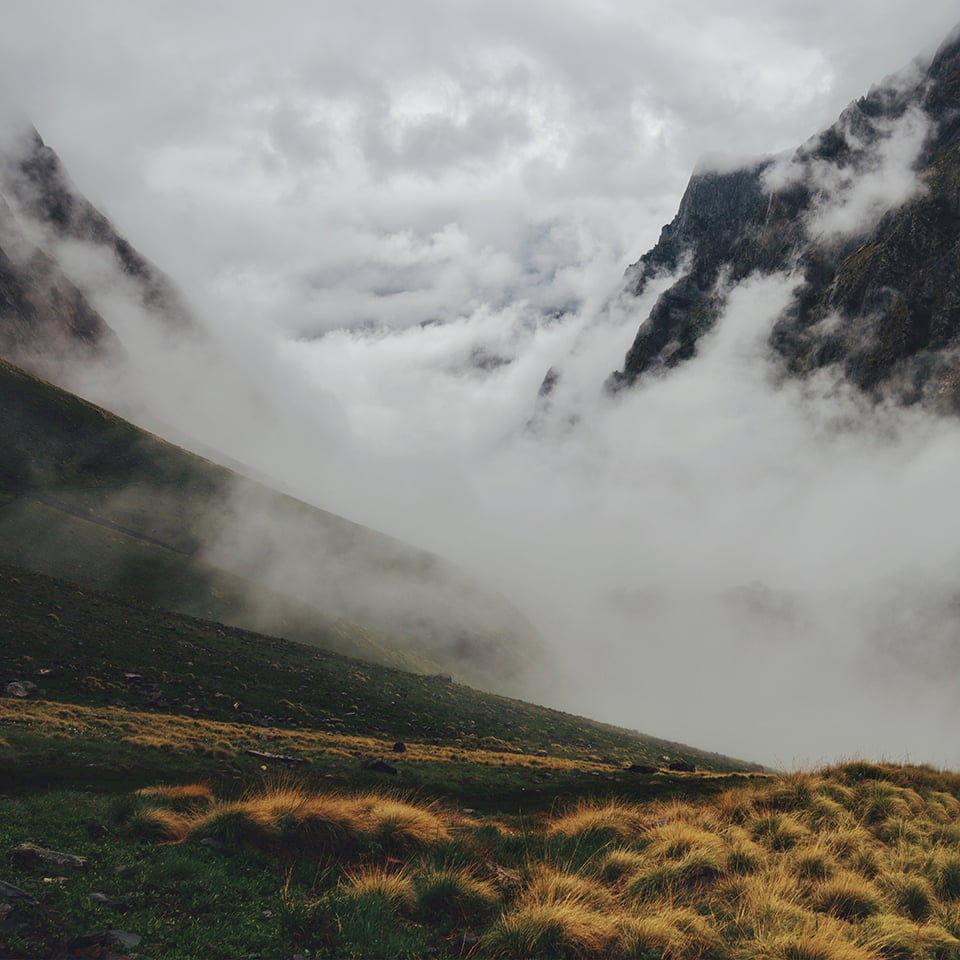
left=5, top=3, right=960, bottom=768
left=2, top=1, right=958, bottom=338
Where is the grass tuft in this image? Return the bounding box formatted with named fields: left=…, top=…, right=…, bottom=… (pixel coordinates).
left=481, top=899, right=620, bottom=959
left=811, top=872, right=885, bottom=922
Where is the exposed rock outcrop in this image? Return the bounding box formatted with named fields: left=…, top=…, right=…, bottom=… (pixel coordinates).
left=609, top=24, right=960, bottom=409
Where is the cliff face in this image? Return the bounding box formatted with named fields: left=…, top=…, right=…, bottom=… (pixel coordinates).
left=0, top=124, right=193, bottom=373
left=610, top=26, right=960, bottom=408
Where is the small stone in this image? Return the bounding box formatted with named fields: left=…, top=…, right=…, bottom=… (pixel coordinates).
left=108, top=930, right=142, bottom=950
left=199, top=837, right=230, bottom=854
left=391, top=741, right=406, bottom=753
left=89, top=892, right=129, bottom=909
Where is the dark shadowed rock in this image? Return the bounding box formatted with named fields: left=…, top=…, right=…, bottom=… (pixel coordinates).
left=391, top=741, right=406, bottom=753
left=362, top=757, right=398, bottom=775
left=628, top=763, right=659, bottom=774
left=13, top=842, right=88, bottom=870
left=668, top=760, right=696, bottom=773
left=0, top=879, right=37, bottom=903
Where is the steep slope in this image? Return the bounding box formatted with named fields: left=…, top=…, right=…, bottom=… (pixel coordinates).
left=0, top=358, right=542, bottom=689
left=0, top=562, right=759, bottom=789
left=609, top=24, right=960, bottom=407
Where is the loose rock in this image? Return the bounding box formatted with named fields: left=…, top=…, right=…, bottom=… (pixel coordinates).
left=0, top=879, right=37, bottom=903
left=13, top=843, right=88, bottom=871
left=362, top=757, right=398, bottom=775
left=4, top=680, right=37, bottom=699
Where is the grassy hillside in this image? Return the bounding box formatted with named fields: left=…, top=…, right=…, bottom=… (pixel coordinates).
left=0, top=563, right=758, bottom=797
left=0, top=357, right=541, bottom=687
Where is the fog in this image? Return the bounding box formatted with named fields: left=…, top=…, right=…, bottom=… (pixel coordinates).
left=4, top=3, right=960, bottom=768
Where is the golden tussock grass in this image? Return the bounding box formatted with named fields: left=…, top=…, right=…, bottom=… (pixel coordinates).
left=128, top=805, right=190, bottom=843
left=809, top=871, right=885, bottom=921
left=547, top=799, right=648, bottom=840
left=122, top=763, right=960, bottom=958
left=481, top=898, right=620, bottom=959
left=135, top=783, right=214, bottom=812
left=341, top=866, right=416, bottom=914
left=749, top=813, right=810, bottom=851
left=619, top=907, right=721, bottom=960
left=644, top=821, right=727, bottom=861
left=598, top=848, right=649, bottom=883
left=412, top=867, right=500, bottom=923
left=523, top=865, right=618, bottom=911
left=739, top=930, right=876, bottom=960
left=130, top=782, right=451, bottom=858
left=857, top=914, right=960, bottom=958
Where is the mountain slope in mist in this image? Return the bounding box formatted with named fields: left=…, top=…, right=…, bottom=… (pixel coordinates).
left=0, top=353, right=543, bottom=690
left=0, top=120, right=548, bottom=691
left=609, top=23, right=960, bottom=406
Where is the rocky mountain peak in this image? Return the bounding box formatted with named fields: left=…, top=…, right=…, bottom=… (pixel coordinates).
left=608, top=20, right=960, bottom=409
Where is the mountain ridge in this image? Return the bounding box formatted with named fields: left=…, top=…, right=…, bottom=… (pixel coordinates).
left=608, top=23, right=960, bottom=408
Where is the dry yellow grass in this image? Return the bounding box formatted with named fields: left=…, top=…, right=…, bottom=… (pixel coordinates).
left=482, top=898, right=620, bottom=958
left=547, top=799, right=648, bottom=839
left=0, top=697, right=635, bottom=775
left=599, top=848, right=649, bottom=883
left=523, top=865, right=618, bottom=911
left=341, top=866, right=416, bottom=914
left=117, top=759, right=960, bottom=958
left=620, top=907, right=721, bottom=960
left=128, top=805, right=190, bottom=843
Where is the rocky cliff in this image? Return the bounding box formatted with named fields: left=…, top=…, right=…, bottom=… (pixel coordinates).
left=610, top=25, right=960, bottom=408
left=0, top=124, right=192, bottom=373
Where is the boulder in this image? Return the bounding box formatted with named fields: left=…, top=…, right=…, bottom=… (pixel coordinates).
left=4, top=680, right=37, bottom=698
left=362, top=757, right=398, bottom=775
left=13, top=843, right=88, bottom=871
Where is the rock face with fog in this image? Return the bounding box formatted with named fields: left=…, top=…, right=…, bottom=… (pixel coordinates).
left=610, top=25, right=960, bottom=407
left=0, top=125, right=192, bottom=372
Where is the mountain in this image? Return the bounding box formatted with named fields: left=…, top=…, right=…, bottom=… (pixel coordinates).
left=0, top=357, right=542, bottom=688
left=609, top=24, right=960, bottom=408
left=0, top=122, right=192, bottom=370
left=0, top=121, right=543, bottom=691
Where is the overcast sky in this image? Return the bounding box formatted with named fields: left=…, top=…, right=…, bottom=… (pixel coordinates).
left=4, top=3, right=960, bottom=768
left=2, top=1, right=958, bottom=339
